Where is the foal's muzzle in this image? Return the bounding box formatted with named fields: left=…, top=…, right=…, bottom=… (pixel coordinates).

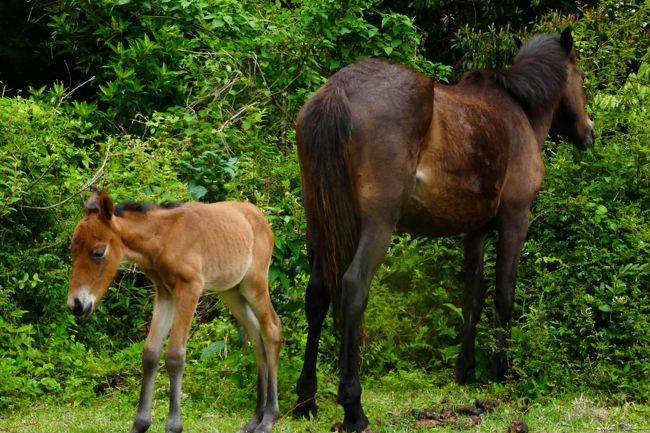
left=68, top=291, right=96, bottom=319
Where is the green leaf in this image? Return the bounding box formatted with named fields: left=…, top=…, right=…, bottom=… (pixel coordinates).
left=189, top=184, right=208, bottom=200
left=201, top=340, right=225, bottom=360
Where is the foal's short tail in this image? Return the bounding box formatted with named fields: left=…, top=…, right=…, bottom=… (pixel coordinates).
left=296, top=82, right=360, bottom=325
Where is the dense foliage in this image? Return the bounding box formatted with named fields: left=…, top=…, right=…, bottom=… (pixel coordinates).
left=0, top=0, right=647, bottom=412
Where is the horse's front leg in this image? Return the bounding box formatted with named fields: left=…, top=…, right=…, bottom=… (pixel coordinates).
left=338, top=222, right=394, bottom=432
left=295, top=251, right=330, bottom=419
left=130, top=290, right=174, bottom=433
left=455, top=229, right=489, bottom=384
left=164, top=283, right=201, bottom=433
left=492, top=206, right=530, bottom=381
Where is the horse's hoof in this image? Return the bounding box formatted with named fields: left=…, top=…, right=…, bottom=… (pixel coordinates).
left=293, top=398, right=317, bottom=420
left=331, top=421, right=373, bottom=433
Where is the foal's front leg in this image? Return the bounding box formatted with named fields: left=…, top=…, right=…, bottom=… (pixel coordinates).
left=130, top=291, right=174, bottom=433
left=164, top=283, right=202, bottom=433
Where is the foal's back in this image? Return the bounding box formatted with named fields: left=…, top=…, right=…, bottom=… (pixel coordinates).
left=151, top=201, right=273, bottom=293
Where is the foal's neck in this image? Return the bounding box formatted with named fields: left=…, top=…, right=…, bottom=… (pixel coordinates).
left=111, top=211, right=173, bottom=267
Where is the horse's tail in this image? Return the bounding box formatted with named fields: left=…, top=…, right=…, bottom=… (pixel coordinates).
left=296, top=82, right=359, bottom=326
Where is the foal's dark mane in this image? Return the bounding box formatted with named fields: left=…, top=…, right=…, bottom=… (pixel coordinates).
left=114, top=201, right=181, bottom=217
left=490, top=33, right=569, bottom=113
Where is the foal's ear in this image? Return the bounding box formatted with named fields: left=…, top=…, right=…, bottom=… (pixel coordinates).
left=560, top=27, right=573, bottom=53
left=85, top=189, right=114, bottom=221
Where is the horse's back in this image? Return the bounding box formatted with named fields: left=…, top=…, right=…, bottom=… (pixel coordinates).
left=399, top=75, right=541, bottom=236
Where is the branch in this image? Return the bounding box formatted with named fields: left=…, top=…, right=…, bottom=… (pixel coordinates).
left=19, top=140, right=111, bottom=211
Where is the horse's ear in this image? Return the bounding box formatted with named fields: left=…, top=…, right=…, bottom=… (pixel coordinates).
left=560, top=27, right=573, bottom=53
left=85, top=189, right=114, bottom=221
left=513, top=35, right=523, bottom=50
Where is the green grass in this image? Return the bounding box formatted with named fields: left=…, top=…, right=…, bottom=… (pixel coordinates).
left=1, top=369, right=648, bottom=433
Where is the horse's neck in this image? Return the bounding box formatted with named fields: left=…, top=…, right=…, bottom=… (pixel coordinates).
left=528, top=108, right=557, bottom=150
left=111, top=213, right=168, bottom=267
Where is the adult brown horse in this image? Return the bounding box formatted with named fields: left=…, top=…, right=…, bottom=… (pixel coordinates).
left=294, top=28, right=594, bottom=432
left=67, top=190, right=281, bottom=433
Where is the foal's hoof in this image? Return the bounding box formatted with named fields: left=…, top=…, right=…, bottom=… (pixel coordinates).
left=293, top=397, right=317, bottom=419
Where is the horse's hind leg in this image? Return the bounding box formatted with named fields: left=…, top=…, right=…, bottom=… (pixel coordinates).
left=294, top=251, right=330, bottom=419
left=130, top=289, right=174, bottom=433
left=456, top=229, right=490, bottom=384
left=492, top=206, right=530, bottom=381
left=339, top=218, right=397, bottom=432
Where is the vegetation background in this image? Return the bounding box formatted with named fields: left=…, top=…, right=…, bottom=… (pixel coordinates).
left=0, top=0, right=648, bottom=431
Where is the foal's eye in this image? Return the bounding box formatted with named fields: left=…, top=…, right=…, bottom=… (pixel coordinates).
left=91, top=247, right=107, bottom=261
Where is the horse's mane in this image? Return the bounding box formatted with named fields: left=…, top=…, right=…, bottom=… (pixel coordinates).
left=492, top=33, right=569, bottom=113
left=114, top=201, right=182, bottom=217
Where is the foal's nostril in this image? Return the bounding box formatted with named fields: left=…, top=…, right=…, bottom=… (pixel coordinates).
left=72, top=298, right=84, bottom=316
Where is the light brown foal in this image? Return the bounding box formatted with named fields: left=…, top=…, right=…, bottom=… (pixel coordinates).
left=67, top=190, right=281, bottom=433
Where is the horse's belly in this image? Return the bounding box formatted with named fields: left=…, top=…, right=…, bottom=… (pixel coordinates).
left=398, top=168, right=501, bottom=236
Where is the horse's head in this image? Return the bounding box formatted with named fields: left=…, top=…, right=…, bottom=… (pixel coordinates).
left=551, top=28, right=595, bottom=150
left=68, top=190, right=123, bottom=319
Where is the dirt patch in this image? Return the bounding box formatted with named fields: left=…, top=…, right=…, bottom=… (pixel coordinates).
left=410, top=398, right=502, bottom=429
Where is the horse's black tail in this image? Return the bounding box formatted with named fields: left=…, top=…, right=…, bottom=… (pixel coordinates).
left=296, top=82, right=359, bottom=326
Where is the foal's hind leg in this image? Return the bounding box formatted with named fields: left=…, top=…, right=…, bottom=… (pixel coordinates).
left=221, top=286, right=280, bottom=433
left=294, top=251, right=330, bottom=419
left=220, top=289, right=267, bottom=432
left=456, top=229, right=490, bottom=384
left=239, top=272, right=282, bottom=433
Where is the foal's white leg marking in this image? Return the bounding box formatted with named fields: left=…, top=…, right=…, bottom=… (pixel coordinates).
left=130, top=294, right=174, bottom=433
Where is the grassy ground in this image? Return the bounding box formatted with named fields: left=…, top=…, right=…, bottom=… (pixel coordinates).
left=0, top=370, right=648, bottom=433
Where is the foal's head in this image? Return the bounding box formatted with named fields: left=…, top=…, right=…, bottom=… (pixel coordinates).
left=68, top=190, right=123, bottom=319
left=551, top=28, right=595, bottom=150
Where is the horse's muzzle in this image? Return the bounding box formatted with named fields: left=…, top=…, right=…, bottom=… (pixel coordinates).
left=581, top=121, right=596, bottom=149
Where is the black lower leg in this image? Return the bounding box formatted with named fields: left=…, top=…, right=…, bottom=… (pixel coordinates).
left=456, top=230, right=489, bottom=384
left=295, top=253, right=330, bottom=418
